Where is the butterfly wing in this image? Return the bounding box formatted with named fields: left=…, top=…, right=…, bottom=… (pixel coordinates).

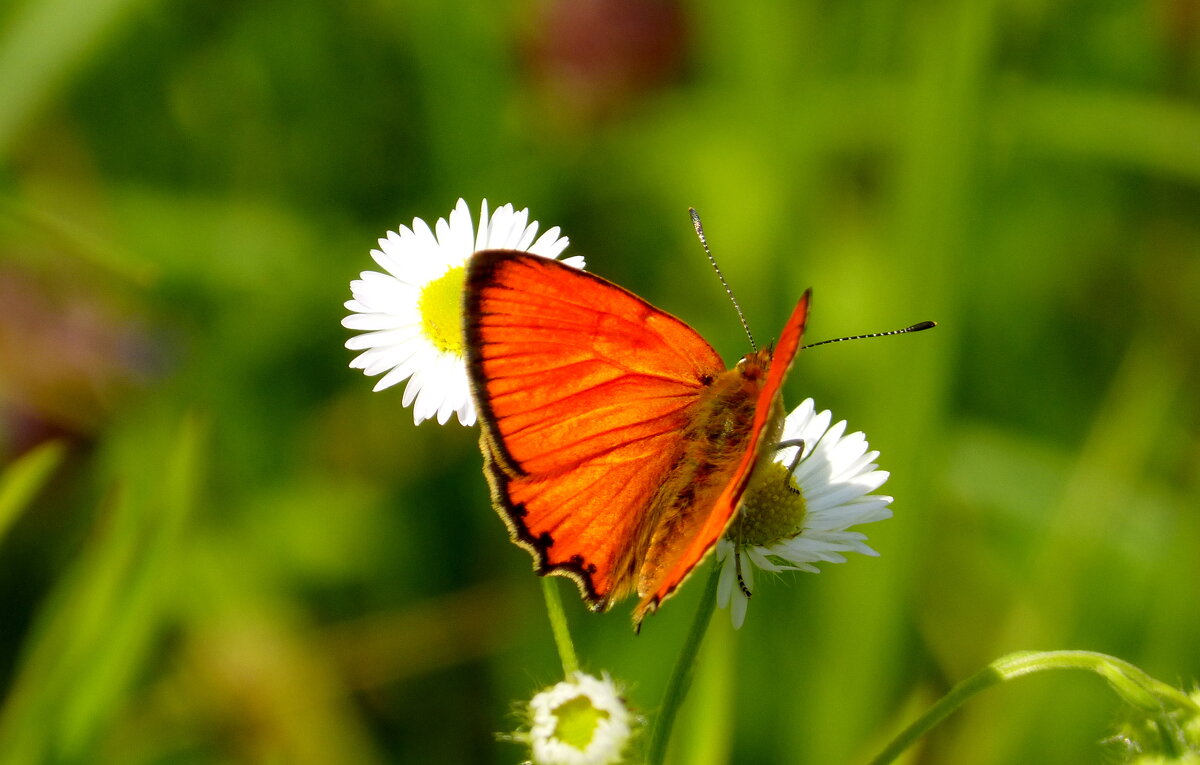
left=464, top=250, right=727, bottom=608
left=633, top=289, right=811, bottom=625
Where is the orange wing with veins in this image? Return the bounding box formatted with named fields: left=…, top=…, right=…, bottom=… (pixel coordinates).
left=466, top=250, right=811, bottom=628
left=464, top=250, right=726, bottom=608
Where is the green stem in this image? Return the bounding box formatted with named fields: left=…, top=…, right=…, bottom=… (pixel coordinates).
left=646, top=563, right=721, bottom=765
left=541, top=578, right=579, bottom=677
left=868, top=650, right=1199, bottom=765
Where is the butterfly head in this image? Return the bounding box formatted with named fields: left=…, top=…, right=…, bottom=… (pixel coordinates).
left=734, top=345, right=775, bottom=380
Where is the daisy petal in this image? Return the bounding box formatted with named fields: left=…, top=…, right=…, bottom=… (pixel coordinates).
left=717, top=398, right=895, bottom=628
left=343, top=200, right=579, bottom=426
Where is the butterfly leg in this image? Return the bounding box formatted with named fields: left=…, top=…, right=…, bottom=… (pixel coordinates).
left=773, top=439, right=806, bottom=494
left=733, top=513, right=753, bottom=598
left=734, top=547, right=753, bottom=598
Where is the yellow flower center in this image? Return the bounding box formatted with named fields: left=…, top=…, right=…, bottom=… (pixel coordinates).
left=551, top=694, right=610, bottom=751
left=735, top=461, right=807, bottom=546
left=417, top=265, right=466, bottom=355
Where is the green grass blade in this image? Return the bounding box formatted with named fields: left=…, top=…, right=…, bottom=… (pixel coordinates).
left=0, top=0, right=148, bottom=158
left=0, top=441, right=65, bottom=546
left=0, top=414, right=202, bottom=764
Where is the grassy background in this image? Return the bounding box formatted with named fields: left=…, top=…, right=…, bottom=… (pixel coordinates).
left=1, top=0, right=1198, bottom=763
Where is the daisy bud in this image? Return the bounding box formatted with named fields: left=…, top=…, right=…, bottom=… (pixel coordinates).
left=516, top=671, right=635, bottom=765
left=1111, top=687, right=1200, bottom=764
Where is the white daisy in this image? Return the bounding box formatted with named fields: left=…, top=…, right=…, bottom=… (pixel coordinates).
left=343, top=199, right=583, bottom=426
left=523, top=671, right=634, bottom=765
left=716, top=398, right=894, bottom=629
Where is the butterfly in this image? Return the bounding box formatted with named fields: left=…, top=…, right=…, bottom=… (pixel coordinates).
left=464, top=249, right=809, bottom=630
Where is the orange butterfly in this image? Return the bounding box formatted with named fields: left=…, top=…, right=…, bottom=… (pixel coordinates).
left=464, top=249, right=809, bottom=630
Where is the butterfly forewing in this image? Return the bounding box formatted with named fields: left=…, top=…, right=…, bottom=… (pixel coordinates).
left=465, top=250, right=726, bottom=607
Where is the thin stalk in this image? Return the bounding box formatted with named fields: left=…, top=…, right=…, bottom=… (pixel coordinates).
left=868, top=650, right=1199, bottom=765
left=646, top=563, right=721, bottom=765
left=541, top=578, right=579, bottom=677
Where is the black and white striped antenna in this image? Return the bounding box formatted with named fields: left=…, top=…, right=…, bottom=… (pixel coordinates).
left=690, top=208, right=757, bottom=352
left=803, top=321, right=937, bottom=349
left=689, top=207, right=937, bottom=350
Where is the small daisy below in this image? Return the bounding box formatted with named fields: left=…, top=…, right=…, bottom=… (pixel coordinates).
left=518, top=671, right=635, bottom=765
left=716, top=398, right=894, bottom=629
left=343, top=198, right=583, bottom=426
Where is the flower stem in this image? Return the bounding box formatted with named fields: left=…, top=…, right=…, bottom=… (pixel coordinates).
left=541, top=577, right=579, bottom=677
left=646, top=563, right=721, bottom=765
left=868, top=650, right=1200, bottom=765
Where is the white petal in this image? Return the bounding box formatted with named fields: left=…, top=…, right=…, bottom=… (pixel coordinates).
left=343, top=327, right=421, bottom=351
left=373, top=365, right=412, bottom=391
left=530, top=226, right=567, bottom=257
left=446, top=199, right=477, bottom=258
left=410, top=217, right=437, bottom=253
left=804, top=480, right=876, bottom=511
left=508, top=207, right=531, bottom=247
left=716, top=397, right=896, bottom=628
left=473, top=199, right=490, bottom=251
left=716, top=542, right=736, bottom=609
left=343, top=199, right=574, bottom=428
left=342, top=313, right=411, bottom=331
left=746, top=545, right=783, bottom=572
left=456, top=396, right=477, bottom=426
left=724, top=594, right=744, bottom=628
left=487, top=204, right=515, bottom=247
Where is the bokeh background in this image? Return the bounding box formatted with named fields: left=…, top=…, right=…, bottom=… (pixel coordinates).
left=1, top=0, right=1198, bottom=763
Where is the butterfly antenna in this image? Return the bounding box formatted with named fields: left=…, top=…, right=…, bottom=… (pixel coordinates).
left=803, top=320, right=937, bottom=349
left=690, top=208, right=757, bottom=352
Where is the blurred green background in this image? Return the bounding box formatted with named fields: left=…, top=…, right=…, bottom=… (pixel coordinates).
left=1, top=0, right=1198, bottom=763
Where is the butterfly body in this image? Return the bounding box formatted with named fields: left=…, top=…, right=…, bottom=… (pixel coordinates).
left=630, top=349, right=788, bottom=623
left=465, top=249, right=809, bottom=629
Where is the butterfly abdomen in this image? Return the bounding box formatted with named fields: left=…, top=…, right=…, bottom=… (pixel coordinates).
left=634, top=350, right=782, bottom=605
